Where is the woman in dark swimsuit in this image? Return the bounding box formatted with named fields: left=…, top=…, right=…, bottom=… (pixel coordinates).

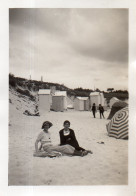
left=59, top=120, right=93, bottom=155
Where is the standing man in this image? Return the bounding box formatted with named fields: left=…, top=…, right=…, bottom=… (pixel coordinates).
left=98, top=104, right=105, bottom=119
left=91, top=103, right=96, bottom=118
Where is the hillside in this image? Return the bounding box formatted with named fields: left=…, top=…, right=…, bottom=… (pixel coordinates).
left=9, top=74, right=128, bottom=101
left=9, top=83, right=40, bottom=119
left=9, top=73, right=75, bottom=96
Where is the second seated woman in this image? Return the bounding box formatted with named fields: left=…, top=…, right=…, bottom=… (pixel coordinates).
left=59, top=120, right=93, bottom=155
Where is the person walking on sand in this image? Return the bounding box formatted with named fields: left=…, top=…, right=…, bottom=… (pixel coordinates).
left=59, top=120, right=93, bottom=154
left=34, top=121, right=88, bottom=157
left=91, top=103, right=96, bottom=118
left=98, top=104, right=105, bottom=119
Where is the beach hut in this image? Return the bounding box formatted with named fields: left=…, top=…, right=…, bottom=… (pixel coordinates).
left=90, top=92, right=105, bottom=108
left=107, top=101, right=128, bottom=119
left=106, top=107, right=128, bottom=139
left=109, top=97, right=119, bottom=108
left=84, top=98, right=90, bottom=111
left=103, top=98, right=108, bottom=111
left=49, top=86, right=56, bottom=107
left=52, top=95, right=65, bottom=112
left=100, top=93, right=105, bottom=106
left=55, top=91, right=67, bottom=110
left=74, top=97, right=89, bottom=111
left=38, top=89, right=51, bottom=112
left=52, top=91, right=67, bottom=112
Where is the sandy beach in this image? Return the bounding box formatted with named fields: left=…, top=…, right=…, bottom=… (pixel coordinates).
left=8, top=88, right=128, bottom=185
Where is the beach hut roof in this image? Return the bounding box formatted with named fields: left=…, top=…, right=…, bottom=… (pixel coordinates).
left=90, top=92, right=100, bottom=96
left=76, top=97, right=89, bottom=100
left=53, top=95, right=64, bottom=97
left=55, top=91, right=67, bottom=96
left=110, top=97, right=119, bottom=101
left=38, top=89, right=51, bottom=95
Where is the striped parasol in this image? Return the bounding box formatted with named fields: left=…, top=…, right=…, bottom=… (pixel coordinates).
left=107, top=101, right=128, bottom=119
left=106, top=107, right=128, bottom=139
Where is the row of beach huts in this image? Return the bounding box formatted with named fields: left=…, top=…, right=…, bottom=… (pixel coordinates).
left=38, top=88, right=110, bottom=113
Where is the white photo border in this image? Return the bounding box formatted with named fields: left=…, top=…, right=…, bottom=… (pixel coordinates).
left=0, top=0, right=136, bottom=196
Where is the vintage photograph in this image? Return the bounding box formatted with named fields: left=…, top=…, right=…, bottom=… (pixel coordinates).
left=9, top=8, right=128, bottom=185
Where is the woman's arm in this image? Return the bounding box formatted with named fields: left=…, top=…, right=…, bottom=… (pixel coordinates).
left=38, top=143, right=42, bottom=151
left=35, top=139, right=40, bottom=152
left=35, top=132, right=43, bottom=151
left=70, top=130, right=80, bottom=147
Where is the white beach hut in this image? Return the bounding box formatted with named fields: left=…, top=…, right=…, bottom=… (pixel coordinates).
left=109, top=97, right=119, bottom=108
left=74, top=97, right=89, bottom=111
left=52, top=96, right=65, bottom=112
left=100, top=93, right=105, bottom=106
left=90, top=92, right=105, bottom=108
left=38, top=89, right=51, bottom=112
left=52, top=91, right=67, bottom=112
left=103, top=98, right=108, bottom=110
left=55, top=91, right=67, bottom=110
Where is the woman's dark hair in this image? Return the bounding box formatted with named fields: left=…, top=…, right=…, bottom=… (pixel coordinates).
left=63, top=120, right=70, bottom=125
left=42, top=121, right=53, bottom=129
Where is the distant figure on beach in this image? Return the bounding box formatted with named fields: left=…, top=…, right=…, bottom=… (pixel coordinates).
left=59, top=120, right=93, bottom=155
left=98, top=104, right=105, bottom=119
left=34, top=121, right=88, bottom=157
left=91, top=103, right=96, bottom=118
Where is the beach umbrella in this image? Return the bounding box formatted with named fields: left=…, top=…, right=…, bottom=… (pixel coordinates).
left=107, top=101, right=128, bottom=119
left=106, top=107, right=128, bottom=139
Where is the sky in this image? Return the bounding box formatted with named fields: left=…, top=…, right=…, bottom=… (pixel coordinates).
left=9, top=8, right=128, bottom=91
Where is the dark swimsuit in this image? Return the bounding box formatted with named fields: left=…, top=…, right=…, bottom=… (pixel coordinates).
left=59, top=128, right=85, bottom=151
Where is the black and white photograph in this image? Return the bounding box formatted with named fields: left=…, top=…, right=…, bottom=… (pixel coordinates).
left=8, top=8, right=129, bottom=185
left=0, top=0, right=136, bottom=195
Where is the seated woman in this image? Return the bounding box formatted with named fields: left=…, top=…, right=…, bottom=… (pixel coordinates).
left=59, top=120, right=93, bottom=154
left=34, top=121, right=87, bottom=157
